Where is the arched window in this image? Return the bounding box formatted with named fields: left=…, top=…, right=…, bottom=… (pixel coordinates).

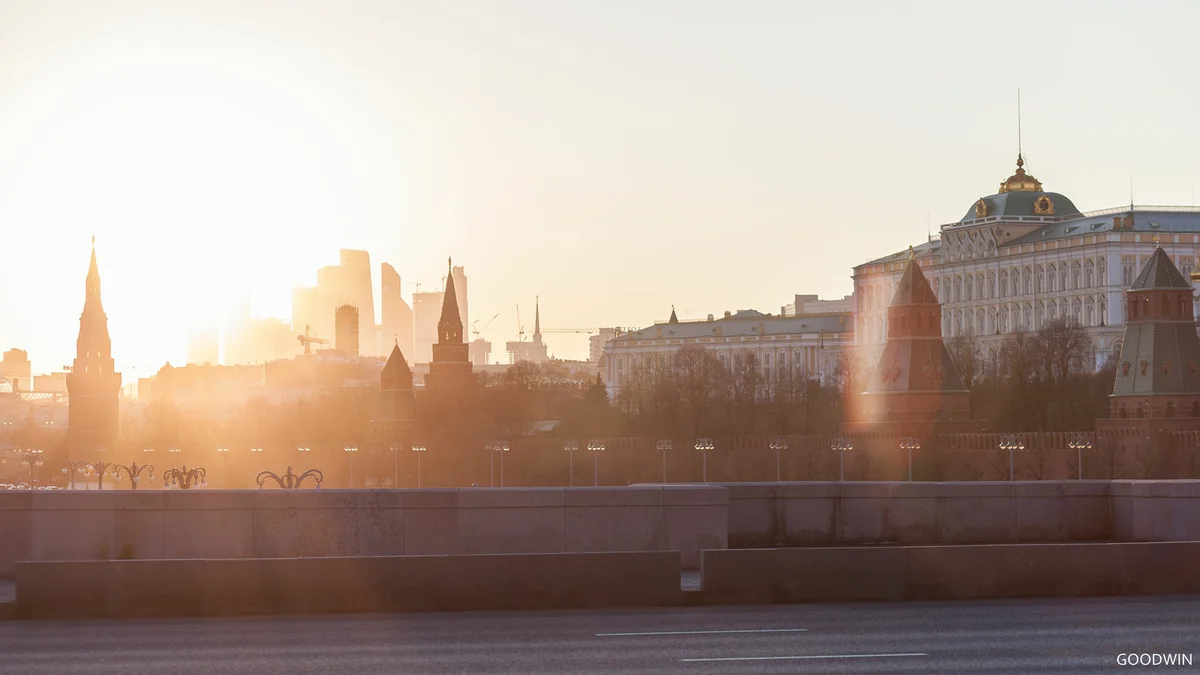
left=1084, top=260, right=1094, bottom=287
left=999, top=271, right=1008, bottom=297
left=1163, top=296, right=1171, bottom=316
left=1036, top=302, right=1045, bottom=329
left=954, top=277, right=962, bottom=303
left=978, top=273, right=986, bottom=299
left=1086, top=298, right=1095, bottom=326
left=1167, top=402, right=1177, bottom=419
left=1118, top=405, right=1127, bottom=419
left=1036, top=266, right=1044, bottom=294
left=965, top=276, right=973, bottom=302
left=1072, top=261, right=1082, bottom=289
left=1012, top=268, right=1021, bottom=295
left=976, top=310, right=985, bottom=334
left=1024, top=267, right=1033, bottom=294
left=1098, top=258, right=1107, bottom=286
left=1048, top=264, right=1057, bottom=292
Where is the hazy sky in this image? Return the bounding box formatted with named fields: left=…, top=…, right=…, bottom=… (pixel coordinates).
left=4, top=0, right=1200, bottom=378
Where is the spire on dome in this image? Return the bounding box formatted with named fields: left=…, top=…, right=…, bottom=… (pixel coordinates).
left=998, top=153, right=1043, bottom=193
left=668, top=306, right=679, bottom=324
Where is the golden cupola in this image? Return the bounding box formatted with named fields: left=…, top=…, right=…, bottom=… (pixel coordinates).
left=997, top=154, right=1043, bottom=193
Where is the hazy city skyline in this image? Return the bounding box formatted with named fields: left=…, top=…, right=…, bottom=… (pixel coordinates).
left=6, top=1, right=1200, bottom=379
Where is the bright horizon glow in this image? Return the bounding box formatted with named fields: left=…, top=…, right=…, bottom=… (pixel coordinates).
left=5, top=1, right=1200, bottom=381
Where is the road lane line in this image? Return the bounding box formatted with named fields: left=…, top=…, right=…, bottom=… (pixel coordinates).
left=681, top=652, right=927, bottom=662
left=597, top=629, right=808, bottom=637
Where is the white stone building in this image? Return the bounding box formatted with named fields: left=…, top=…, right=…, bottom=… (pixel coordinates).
left=853, top=156, right=1200, bottom=372
left=602, top=308, right=853, bottom=399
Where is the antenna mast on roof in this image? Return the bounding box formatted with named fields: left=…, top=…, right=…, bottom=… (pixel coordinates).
left=1017, top=89, right=1022, bottom=160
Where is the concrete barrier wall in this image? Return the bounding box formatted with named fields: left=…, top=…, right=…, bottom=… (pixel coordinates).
left=725, top=481, right=1113, bottom=547
left=0, top=485, right=727, bottom=574
left=15, top=551, right=683, bottom=618
left=1112, top=480, right=1200, bottom=542
left=702, top=541, right=1200, bottom=604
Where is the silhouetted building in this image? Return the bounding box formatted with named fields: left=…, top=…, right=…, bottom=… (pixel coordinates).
left=470, top=338, right=492, bottom=366
left=336, top=304, right=360, bottom=357
left=0, top=349, right=31, bottom=392
left=380, top=263, right=414, bottom=362
left=373, top=341, right=418, bottom=443
left=424, top=258, right=474, bottom=392
left=506, top=297, right=549, bottom=364
left=340, top=250, right=377, bottom=355
left=413, top=290, right=443, bottom=364
left=66, top=239, right=121, bottom=454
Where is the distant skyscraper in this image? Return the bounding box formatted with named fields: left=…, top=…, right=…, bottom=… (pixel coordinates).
left=335, top=304, right=360, bottom=357
left=340, top=249, right=376, bottom=354
left=186, top=328, right=219, bottom=365
left=469, top=339, right=492, bottom=366
left=66, top=239, right=121, bottom=454
left=412, top=290, right=443, bottom=364
left=380, top=263, right=414, bottom=363
left=506, top=297, right=549, bottom=364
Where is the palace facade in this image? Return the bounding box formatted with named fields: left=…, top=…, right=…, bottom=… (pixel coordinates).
left=853, top=155, right=1200, bottom=372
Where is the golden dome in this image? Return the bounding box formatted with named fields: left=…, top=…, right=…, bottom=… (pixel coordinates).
left=998, top=154, right=1043, bottom=193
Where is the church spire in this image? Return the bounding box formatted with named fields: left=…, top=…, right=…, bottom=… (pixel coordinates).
left=668, top=305, right=679, bottom=324
left=438, top=257, right=463, bottom=345
left=533, top=296, right=542, bottom=343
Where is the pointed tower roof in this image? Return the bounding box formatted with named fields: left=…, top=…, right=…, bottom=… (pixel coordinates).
left=668, top=306, right=679, bottom=324
left=438, top=256, right=463, bottom=344
left=381, top=341, right=413, bottom=390
left=1112, top=247, right=1200, bottom=399
left=84, top=235, right=104, bottom=312
left=864, top=256, right=968, bottom=396
left=889, top=252, right=939, bottom=306
left=1131, top=245, right=1191, bottom=291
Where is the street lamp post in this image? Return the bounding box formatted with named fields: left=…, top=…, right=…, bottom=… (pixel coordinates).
left=60, top=460, right=91, bottom=490
left=587, top=441, right=605, bottom=486
left=563, top=441, right=579, bottom=486
left=411, top=444, right=426, bottom=488
left=256, top=466, right=323, bottom=489
left=486, top=441, right=509, bottom=487
left=18, top=450, right=44, bottom=486
left=831, top=437, right=854, bottom=481
left=656, top=440, right=673, bottom=483
left=343, top=447, right=357, bottom=487
left=768, top=438, right=787, bottom=482
left=109, top=462, right=154, bottom=489
left=1068, top=434, right=1093, bottom=480
left=999, top=434, right=1025, bottom=481
left=162, top=466, right=207, bottom=489
left=900, top=437, right=921, bottom=482
left=694, top=438, right=715, bottom=483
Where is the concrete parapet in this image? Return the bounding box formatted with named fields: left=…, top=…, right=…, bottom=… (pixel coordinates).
left=702, top=541, right=1200, bottom=604
left=4, top=486, right=722, bottom=571
left=14, top=551, right=682, bottom=619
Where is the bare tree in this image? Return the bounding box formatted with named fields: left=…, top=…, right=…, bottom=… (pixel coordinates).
left=946, top=329, right=983, bottom=391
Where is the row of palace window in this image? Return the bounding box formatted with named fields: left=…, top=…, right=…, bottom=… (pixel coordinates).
left=612, top=347, right=828, bottom=380
left=860, top=255, right=1197, bottom=313
left=861, top=298, right=1112, bottom=342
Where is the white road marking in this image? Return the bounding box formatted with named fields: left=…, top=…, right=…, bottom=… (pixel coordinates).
left=681, top=652, right=928, bottom=662
left=597, top=628, right=808, bottom=637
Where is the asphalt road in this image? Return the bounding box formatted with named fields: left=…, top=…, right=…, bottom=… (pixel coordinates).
left=3, top=596, right=1200, bottom=674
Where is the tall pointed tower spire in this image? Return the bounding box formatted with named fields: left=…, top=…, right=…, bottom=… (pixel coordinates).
left=438, top=257, right=463, bottom=345
left=533, top=296, right=542, bottom=344
left=66, top=238, right=122, bottom=455
left=426, top=254, right=474, bottom=392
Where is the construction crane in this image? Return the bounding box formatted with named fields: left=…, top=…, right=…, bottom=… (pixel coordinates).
left=408, top=281, right=422, bottom=295
left=296, top=325, right=329, bottom=355
left=515, top=305, right=526, bottom=342
left=471, top=313, right=500, bottom=339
